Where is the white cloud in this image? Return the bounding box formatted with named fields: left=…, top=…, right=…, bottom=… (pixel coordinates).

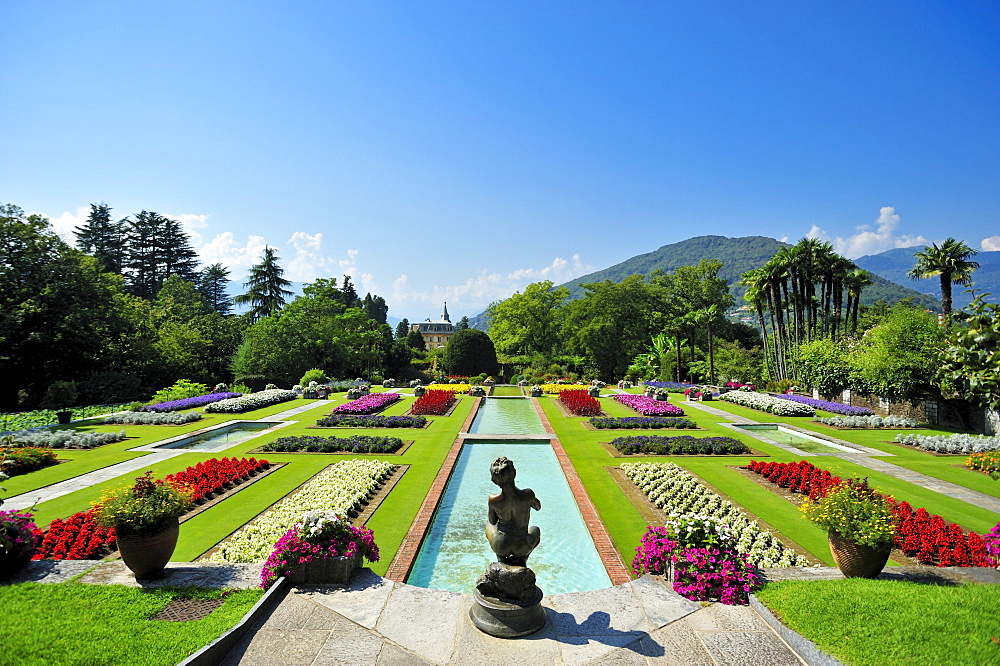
left=198, top=232, right=268, bottom=274
left=44, top=206, right=90, bottom=242
left=165, top=213, right=210, bottom=246
left=809, top=207, right=929, bottom=258
left=390, top=254, right=595, bottom=315
left=286, top=231, right=338, bottom=282
left=982, top=236, right=1000, bottom=252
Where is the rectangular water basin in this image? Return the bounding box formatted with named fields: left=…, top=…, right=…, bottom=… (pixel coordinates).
left=145, top=421, right=287, bottom=452
left=407, top=440, right=612, bottom=594
left=736, top=424, right=858, bottom=453
left=468, top=397, right=548, bottom=435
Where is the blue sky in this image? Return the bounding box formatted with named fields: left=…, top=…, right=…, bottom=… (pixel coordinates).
left=3, top=2, right=998, bottom=320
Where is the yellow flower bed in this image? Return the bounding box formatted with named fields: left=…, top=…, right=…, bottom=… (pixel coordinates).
left=426, top=383, right=472, bottom=394
left=540, top=384, right=590, bottom=394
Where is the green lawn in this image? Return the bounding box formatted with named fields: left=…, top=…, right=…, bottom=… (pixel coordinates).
left=756, top=579, right=1000, bottom=666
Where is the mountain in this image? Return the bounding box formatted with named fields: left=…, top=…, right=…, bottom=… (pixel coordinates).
left=469, top=235, right=941, bottom=329
left=854, top=247, right=1000, bottom=310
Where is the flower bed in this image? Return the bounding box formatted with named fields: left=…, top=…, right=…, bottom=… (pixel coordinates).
left=411, top=390, right=455, bottom=416
left=621, top=461, right=809, bottom=567
left=261, top=434, right=404, bottom=454
left=611, top=435, right=749, bottom=455
left=718, top=391, right=814, bottom=416
left=425, top=383, right=472, bottom=394
left=613, top=394, right=686, bottom=417
left=589, top=416, right=697, bottom=429
left=816, top=414, right=919, bottom=429
left=102, top=411, right=202, bottom=425
left=771, top=394, right=873, bottom=416
left=315, top=414, right=426, bottom=428
left=208, top=459, right=396, bottom=563
left=559, top=390, right=601, bottom=416
left=642, top=381, right=695, bottom=392
left=204, top=389, right=298, bottom=413
left=745, top=460, right=996, bottom=567
left=0, top=447, right=59, bottom=476
left=894, top=432, right=1000, bottom=454
left=0, top=404, right=132, bottom=433
left=4, top=429, right=127, bottom=449
left=330, top=392, right=400, bottom=415
left=967, top=451, right=1000, bottom=475
left=33, top=457, right=271, bottom=560
left=540, top=383, right=590, bottom=394
left=141, top=392, right=243, bottom=413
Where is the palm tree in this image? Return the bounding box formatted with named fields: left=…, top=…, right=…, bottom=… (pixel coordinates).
left=233, top=246, right=294, bottom=322
left=907, top=238, right=980, bottom=319
left=740, top=268, right=775, bottom=380
left=843, top=268, right=872, bottom=335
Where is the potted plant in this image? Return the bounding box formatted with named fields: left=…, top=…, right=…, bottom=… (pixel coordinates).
left=654, top=388, right=670, bottom=401
left=588, top=386, right=601, bottom=398
left=0, top=508, right=41, bottom=580
left=383, top=378, right=396, bottom=388
left=261, top=511, right=379, bottom=587
left=800, top=478, right=897, bottom=578
left=41, top=380, right=78, bottom=425
left=530, top=385, right=543, bottom=397
left=91, top=471, right=192, bottom=580
left=470, top=385, right=486, bottom=397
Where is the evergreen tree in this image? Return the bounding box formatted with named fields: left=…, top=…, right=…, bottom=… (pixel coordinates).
left=395, top=318, right=410, bottom=340
left=198, top=263, right=233, bottom=315
left=233, top=246, right=293, bottom=322
left=362, top=292, right=388, bottom=324
left=457, top=316, right=470, bottom=330
left=158, top=216, right=200, bottom=284
left=340, top=275, right=362, bottom=308
left=74, top=202, right=125, bottom=274
left=122, top=211, right=200, bottom=299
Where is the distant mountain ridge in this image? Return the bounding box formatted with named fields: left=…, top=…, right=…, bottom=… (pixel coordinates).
left=469, top=235, right=942, bottom=329
left=854, top=247, right=1000, bottom=310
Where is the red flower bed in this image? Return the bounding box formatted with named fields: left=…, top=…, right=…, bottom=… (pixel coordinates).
left=411, top=389, right=455, bottom=416
left=34, top=457, right=270, bottom=560
left=559, top=389, right=601, bottom=417
left=33, top=511, right=115, bottom=560
left=165, top=456, right=270, bottom=502
left=746, top=459, right=996, bottom=568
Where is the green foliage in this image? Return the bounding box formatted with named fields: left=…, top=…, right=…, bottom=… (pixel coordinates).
left=939, top=293, right=1000, bottom=410
left=442, top=329, right=498, bottom=377
left=794, top=338, right=851, bottom=396
left=487, top=281, right=569, bottom=359
left=908, top=237, right=980, bottom=317
left=148, top=379, right=210, bottom=405
left=849, top=304, right=942, bottom=400
left=92, top=471, right=192, bottom=535
left=232, top=246, right=294, bottom=322
left=299, top=368, right=328, bottom=386
left=40, top=381, right=79, bottom=410
left=233, top=375, right=267, bottom=392
left=405, top=329, right=427, bottom=351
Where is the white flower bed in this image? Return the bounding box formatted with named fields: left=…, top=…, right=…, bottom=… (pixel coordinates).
left=204, top=389, right=298, bottom=414
left=102, top=411, right=203, bottom=425
left=894, top=432, right=1000, bottom=454
left=718, top=391, right=814, bottom=416
left=7, top=428, right=127, bottom=449
left=208, top=458, right=396, bottom=563
left=621, top=461, right=810, bottom=567
left=818, top=414, right=918, bottom=429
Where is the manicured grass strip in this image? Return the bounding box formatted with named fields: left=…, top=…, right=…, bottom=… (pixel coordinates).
left=756, top=579, right=1000, bottom=666
left=0, top=583, right=264, bottom=666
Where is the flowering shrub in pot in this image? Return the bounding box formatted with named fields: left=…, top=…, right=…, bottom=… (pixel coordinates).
left=0, top=509, right=41, bottom=579
left=260, top=511, right=379, bottom=587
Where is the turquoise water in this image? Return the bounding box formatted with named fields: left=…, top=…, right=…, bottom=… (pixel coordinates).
left=407, top=440, right=612, bottom=594
left=155, top=422, right=278, bottom=450
left=469, top=397, right=548, bottom=434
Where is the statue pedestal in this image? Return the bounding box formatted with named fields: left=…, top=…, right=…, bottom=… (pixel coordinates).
left=469, top=586, right=546, bottom=638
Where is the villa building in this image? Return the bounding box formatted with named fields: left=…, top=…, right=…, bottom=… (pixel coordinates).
left=411, top=303, right=455, bottom=348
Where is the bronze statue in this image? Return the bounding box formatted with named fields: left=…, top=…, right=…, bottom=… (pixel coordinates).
left=485, top=457, right=541, bottom=567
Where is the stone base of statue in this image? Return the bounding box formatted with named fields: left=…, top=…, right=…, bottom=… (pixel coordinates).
left=470, top=562, right=546, bottom=637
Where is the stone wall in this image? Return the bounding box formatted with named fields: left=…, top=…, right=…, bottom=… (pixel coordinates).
left=814, top=389, right=991, bottom=433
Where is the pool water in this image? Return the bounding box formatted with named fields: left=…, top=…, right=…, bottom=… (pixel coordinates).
left=468, top=398, right=548, bottom=434
left=737, top=424, right=857, bottom=453
left=154, top=422, right=279, bottom=451
left=406, top=440, right=612, bottom=594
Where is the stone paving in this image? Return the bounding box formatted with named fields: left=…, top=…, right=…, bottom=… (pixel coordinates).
left=221, top=570, right=813, bottom=666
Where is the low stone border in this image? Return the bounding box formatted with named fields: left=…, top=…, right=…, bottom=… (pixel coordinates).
left=177, top=577, right=289, bottom=666
left=354, top=464, right=408, bottom=527
left=248, top=440, right=415, bottom=456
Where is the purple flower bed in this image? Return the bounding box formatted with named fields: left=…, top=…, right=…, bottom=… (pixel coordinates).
left=610, top=435, right=749, bottom=455
left=141, top=392, right=243, bottom=412
left=261, top=434, right=403, bottom=454
left=770, top=394, right=873, bottom=416
left=331, top=392, right=400, bottom=415
left=614, top=394, right=686, bottom=416
left=315, top=414, right=426, bottom=428
left=590, top=416, right=697, bottom=429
